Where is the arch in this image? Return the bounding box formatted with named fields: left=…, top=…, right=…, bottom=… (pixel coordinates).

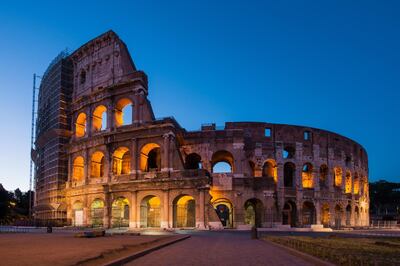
left=334, top=204, right=343, bottom=228
left=90, top=151, right=105, bottom=178
left=92, top=105, right=107, bottom=132
left=115, top=98, right=133, bottom=127
left=72, top=156, right=84, bottom=181
left=140, top=195, right=161, bottom=228
left=90, top=199, right=104, bottom=227
left=346, top=204, right=351, bottom=226
left=302, top=201, right=316, bottom=226
left=319, top=164, right=328, bottom=189
left=302, top=163, right=314, bottom=188
left=140, top=143, right=161, bottom=172
left=173, top=195, right=196, bottom=228
left=75, top=112, right=87, bottom=138
left=262, top=159, right=277, bottom=183
left=345, top=171, right=352, bottom=193
left=244, top=198, right=264, bottom=228
left=212, top=198, right=233, bottom=228
left=184, top=153, right=202, bottom=170
left=284, top=162, right=295, bottom=187
left=112, top=147, right=131, bottom=175
left=282, top=201, right=296, bottom=227
left=73, top=201, right=84, bottom=226
left=211, top=150, right=234, bottom=173
left=353, top=172, right=360, bottom=194
left=321, top=203, right=330, bottom=227
left=112, top=197, right=130, bottom=227
left=334, top=167, right=343, bottom=187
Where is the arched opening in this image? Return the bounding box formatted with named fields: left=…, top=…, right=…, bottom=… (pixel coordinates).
left=112, top=197, right=129, bottom=227
left=319, top=164, right=328, bottom=189
left=345, top=171, right=352, bottom=193
left=112, top=147, right=131, bottom=175
left=244, top=198, right=264, bottom=228
left=262, top=159, right=277, bottom=183
left=283, top=146, right=295, bottom=159
left=354, top=206, right=360, bottom=226
left=334, top=167, right=343, bottom=187
left=184, top=153, right=202, bottom=170
left=346, top=204, right=351, bottom=226
left=90, top=199, right=104, bottom=227
left=302, top=201, right=316, bottom=226
left=211, top=150, right=234, bottom=173
left=302, top=163, right=314, bottom=188
left=140, top=195, right=161, bottom=228
left=284, top=162, right=295, bottom=187
left=353, top=173, right=360, bottom=195
left=282, top=201, right=296, bottom=227
left=75, top=112, right=87, bottom=138
left=140, top=143, right=161, bottom=172
left=73, top=201, right=84, bottom=226
left=321, top=203, right=330, bottom=227
left=212, top=198, right=233, bottom=228
left=173, top=195, right=196, bottom=228
left=334, top=204, right=343, bottom=228
left=92, top=105, right=107, bottom=132
left=72, top=156, right=84, bottom=181
left=115, top=98, right=133, bottom=127
left=90, top=151, right=105, bottom=178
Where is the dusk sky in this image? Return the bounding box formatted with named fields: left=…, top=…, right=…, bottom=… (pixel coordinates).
left=0, top=1, right=399, bottom=190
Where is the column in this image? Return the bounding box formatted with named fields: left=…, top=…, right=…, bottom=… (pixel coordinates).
left=129, top=191, right=137, bottom=228
left=161, top=190, right=169, bottom=228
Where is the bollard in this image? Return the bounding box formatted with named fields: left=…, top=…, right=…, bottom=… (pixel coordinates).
left=251, top=226, right=258, bottom=239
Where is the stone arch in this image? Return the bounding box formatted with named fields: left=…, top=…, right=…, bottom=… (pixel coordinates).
left=173, top=195, right=196, bottom=228
left=212, top=198, right=233, bottom=228
left=244, top=198, right=264, bottom=228
left=302, top=201, right=316, bottom=226
left=75, top=112, right=87, bottom=138
left=184, top=153, right=202, bottom=170
left=319, top=164, right=328, bottom=189
left=302, top=163, right=314, bottom=188
left=90, top=151, right=105, bottom=178
left=140, top=143, right=161, bottom=172
left=284, top=162, right=295, bottom=187
left=112, top=146, right=131, bottom=175
left=90, top=198, right=104, bottom=227
left=262, top=159, right=277, bottom=183
left=72, top=156, right=84, bottom=181
left=140, top=195, right=161, bottom=228
left=211, top=150, right=234, bottom=173
left=115, top=98, right=133, bottom=127
left=111, top=197, right=130, bottom=227
left=282, top=200, right=296, bottom=227
left=92, top=105, right=107, bottom=132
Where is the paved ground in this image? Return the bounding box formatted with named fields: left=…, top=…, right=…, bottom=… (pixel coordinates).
left=126, top=231, right=315, bottom=266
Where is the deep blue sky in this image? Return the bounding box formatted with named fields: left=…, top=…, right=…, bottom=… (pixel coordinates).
left=0, top=1, right=399, bottom=190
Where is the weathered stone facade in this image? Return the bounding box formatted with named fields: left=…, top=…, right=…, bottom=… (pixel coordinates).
left=44, top=30, right=369, bottom=229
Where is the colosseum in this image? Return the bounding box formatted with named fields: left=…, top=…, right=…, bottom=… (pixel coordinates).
left=33, top=30, right=369, bottom=230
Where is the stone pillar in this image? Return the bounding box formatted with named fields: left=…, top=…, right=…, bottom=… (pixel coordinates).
left=129, top=191, right=137, bottom=228
left=161, top=190, right=169, bottom=228
left=197, top=189, right=206, bottom=229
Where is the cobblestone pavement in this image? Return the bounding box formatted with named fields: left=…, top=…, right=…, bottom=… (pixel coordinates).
left=126, top=231, right=314, bottom=266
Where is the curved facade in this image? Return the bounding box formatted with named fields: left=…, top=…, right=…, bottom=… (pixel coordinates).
left=63, top=31, right=369, bottom=229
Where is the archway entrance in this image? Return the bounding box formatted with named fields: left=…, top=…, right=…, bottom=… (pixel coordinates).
left=112, top=197, right=129, bottom=227
left=282, top=201, right=296, bottom=227
left=212, top=199, right=233, bottom=228
left=90, top=199, right=104, bottom=227
left=244, top=198, right=264, bottom=228
left=140, top=196, right=161, bottom=228
left=173, top=195, right=195, bottom=228
left=302, top=201, right=316, bottom=226
left=321, top=203, right=330, bottom=227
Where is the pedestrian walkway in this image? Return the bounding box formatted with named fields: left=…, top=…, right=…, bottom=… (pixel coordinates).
left=126, top=231, right=315, bottom=266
